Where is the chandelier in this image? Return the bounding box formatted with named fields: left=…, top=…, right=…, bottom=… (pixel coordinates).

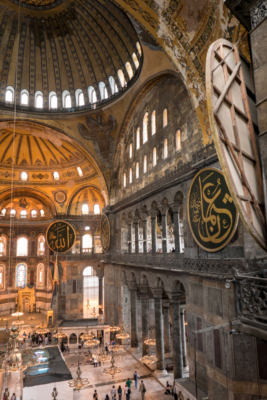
left=84, top=337, right=100, bottom=348
left=35, top=322, right=49, bottom=335
left=12, top=312, right=24, bottom=326
left=68, top=363, right=90, bottom=392
left=80, top=327, right=94, bottom=341
left=140, top=354, right=158, bottom=364
left=107, top=324, right=120, bottom=333
left=12, top=312, right=23, bottom=317
left=109, top=344, right=124, bottom=353
left=116, top=327, right=130, bottom=340
left=54, top=328, right=67, bottom=341
left=100, top=347, right=111, bottom=364
left=144, top=338, right=156, bottom=346
left=103, top=354, right=122, bottom=378
left=89, top=307, right=99, bottom=318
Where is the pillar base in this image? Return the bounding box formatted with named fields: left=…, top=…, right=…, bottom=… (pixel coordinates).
left=154, top=369, right=168, bottom=378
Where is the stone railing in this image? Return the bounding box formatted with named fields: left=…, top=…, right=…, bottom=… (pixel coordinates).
left=191, top=142, right=216, bottom=166
left=105, top=253, right=256, bottom=275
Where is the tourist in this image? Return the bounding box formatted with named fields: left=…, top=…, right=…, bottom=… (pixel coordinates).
left=93, top=354, right=97, bottom=367
left=111, top=385, right=116, bottom=400
left=139, top=381, right=146, bottom=400
left=98, top=353, right=101, bottom=367
left=164, top=381, right=171, bottom=395
left=48, top=332, right=52, bottom=344
left=133, top=371, right=140, bottom=389
left=124, top=385, right=129, bottom=400
left=105, top=343, right=109, bottom=354
left=93, top=390, right=98, bottom=400
left=45, top=336, right=48, bottom=346
left=126, top=378, right=132, bottom=388
left=171, top=247, right=175, bottom=253
left=105, top=396, right=110, bottom=400
left=10, top=394, right=16, bottom=400
left=118, top=385, right=122, bottom=400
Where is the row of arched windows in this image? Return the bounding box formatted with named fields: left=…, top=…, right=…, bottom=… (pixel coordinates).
left=81, top=204, right=101, bottom=215
left=124, top=130, right=181, bottom=188
left=18, top=167, right=83, bottom=182
left=1, top=208, right=45, bottom=218
left=0, top=235, right=45, bottom=257
left=5, top=46, right=141, bottom=109
left=0, top=262, right=46, bottom=290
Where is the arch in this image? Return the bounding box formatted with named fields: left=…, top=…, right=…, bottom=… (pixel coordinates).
left=21, top=171, right=28, bottom=181
left=151, top=201, right=157, bottom=210
left=37, top=263, right=45, bottom=288
left=75, top=89, right=84, bottom=106
left=176, top=129, right=181, bottom=151
left=20, top=210, right=27, bottom=219
left=143, top=112, right=148, bottom=144
left=154, top=276, right=164, bottom=289
left=94, top=204, right=100, bottom=214
left=118, top=69, right=125, bottom=88
left=136, top=128, right=140, bottom=150
left=37, top=235, right=45, bottom=256
left=82, top=204, right=89, bottom=215
left=17, top=237, right=28, bottom=257
left=125, top=62, right=133, bottom=79
left=69, top=333, right=77, bottom=344
left=21, top=89, right=29, bottom=106
left=163, top=108, right=168, bottom=127
left=5, top=86, right=14, bottom=103
left=132, top=53, right=139, bottom=69
left=31, top=209, right=37, bottom=218
left=129, top=143, right=133, bottom=158
left=99, top=82, right=108, bottom=100
left=0, top=264, right=5, bottom=291
left=49, top=91, right=57, bottom=109
left=67, top=185, right=106, bottom=215
left=0, top=236, right=7, bottom=256
left=88, top=86, right=96, bottom=103
left=16, top=263, right=27, bottom=288
left=109, top=76, right=118, bottom=95
left=151, top=110, right=156, bottom=135
left=35, top=91, right=43, bottom=108
left=53, top=171, right=60, bottom=181
left=174, top=191, right=184, bottom=204
left=162, top=197, right=169, bottom=206
left=136, top=42, right=142, bottom=56
left=62, top=90, right=71, bottom=108
left=83, top=266, right=93, bottom=276
left=143, top=155, right=147, bottom=173
left=153, top=147, right=157, bottom=166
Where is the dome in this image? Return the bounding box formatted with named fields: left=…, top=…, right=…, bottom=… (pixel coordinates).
left=68, top=187, right=105, bottom=215
left=0, top=0, right=142, bottom=114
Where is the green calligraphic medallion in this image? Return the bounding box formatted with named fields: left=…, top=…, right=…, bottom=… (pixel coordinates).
left=101, top=214, right=110, bottom=253
left=46, top=221, right=75, bottom=253
left=188, top=168, right=238, bottom=252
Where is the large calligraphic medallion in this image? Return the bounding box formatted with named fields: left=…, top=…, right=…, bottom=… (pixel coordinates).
left=188, top=168, right=238, bottom=252
left=46, top=221, right=75, bottom=253
left=101, top=214, right=110, bottom=253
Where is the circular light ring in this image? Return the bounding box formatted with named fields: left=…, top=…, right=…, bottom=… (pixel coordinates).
left=116, top=332, right=130, bottom=340
left=109, top=345, right=124, bottom=352
left=140, top=355, right=158, bottom=364
left=80, top=333, right=94, bottom=340
left=12, top=320, right=24, bottom=325
left=107, top=326, right=120, bottom=332
left=144, top=339, right=156, bottom=346
left=12, top=312, right=23, bottom=317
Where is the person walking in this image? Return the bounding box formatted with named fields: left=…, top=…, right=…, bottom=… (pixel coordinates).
left=93, top=390, right=98, bottom=400
left=98, top=353, right=101, bottom=367
left=118, top=385, right=122, bottom=400
left=93, top=355, right=97, bottom=367
left=126, top=378, right=132, bottom=388
left=139, top=381, right=146, bottom=400
left=45, top=336, right=48, bottom=346
left=110, top=386, right=116, bottom=400
left=105, top=396, right=110, bottom=400
left=124, top=385, right=129, bottom=400
left=133, top=371, right=140, bottom=389
left=11, top=393, right=16, bottom=400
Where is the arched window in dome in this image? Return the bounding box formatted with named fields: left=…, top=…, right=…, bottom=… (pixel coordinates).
left=136, top=162, right=139, bottom=179
left=31, top=210, right=37, bottom=218
left=143, top=112, right=148, bottom=144
left=21, top=172, right=28, bottom=181
left=118, top=70, right=125, bottom=88
left=109, top=76, right=118, bottom=95
left=35, top=91, right=43, bottom=108
left=176, top=129, right=181, bottom=151
left=164, top=138, right=168, bottom=159
left=132, top=53, right=139, bottom=69
left=62, top=90, right=71, bottom=108
left=40, top=209, right=45, bottom=217
left=20, top=210, right=27, bottom=219
left=16, top=263, right=27, bottom=288
left=77, top=167, right=83, bottom=177
left=163, top=108, right=168, bottom=127
left=123, top=173, right=126, bottom=188
left=53, top=172, right=60, bottom=181
left=88, top=86, right=97, bottom=103
left=94, top=204, right=100, bottom=214
left=136, top=128, right=140, bottom=150
left=99, top=82, right=108, bottom=100
left=5, top=86, right=14, bottom=103
left=37, top=236, right=45, bottom=256
left=82, top=234, right=92, bottom=253
left=75, top=89, right=85, bottom=107
left=21, top=89, right=29, bottom=106
left=49, top=91, right=57, bottom=109
left=153, top=147, right=157, bottom=167
left=125, top=62, right=133, bottom=79
left=82, top=204, right=89, bottom=215
left=17, top=238, right=28, bottom=257
left=10, top=210, right=16, bottom=217
left=129, top=143, right=133, bottom=159
left=144, top=155, right=147, bottom=173
left=0, top=209, right=6, bottom=217
left=129, top=168, right=132, bottom=184
left=136, top=42, right=142, bottom=56
left=0, top=236, right=6, bottom=256
left=151, top=110, right=156, bottom=135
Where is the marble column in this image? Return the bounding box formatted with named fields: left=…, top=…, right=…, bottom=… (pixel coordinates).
left=99, top=277, right=103, bottom=314
left=92, top=235, right=95, bottom=255
left=134, top=218, right=139, bottom=254
left=150, top=211, right=157, bottom=255
left=129, top=283, right=138, bottom=348
left=163, top=301, right=171, bottom=353
left=140, top=288, right=149, bottom=356
left=154, top=289, right=164, bottom=371
left=180, top=308, right=187, bottom=367
left=127, top=219, right=133, bottom=254
left=173, top=205, right=181, bottom=256
left=161, top=207, right=168, bottom=254
left=141, top=214, right=148, bottom=254
left=171, top=295, right=183, bottom=379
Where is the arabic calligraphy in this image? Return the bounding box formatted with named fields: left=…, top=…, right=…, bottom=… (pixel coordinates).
left=188, top=168, right=238, bottom=252
left=46, top=221, right=75, bottom=253
left=101, top=214, right=110, bottom=253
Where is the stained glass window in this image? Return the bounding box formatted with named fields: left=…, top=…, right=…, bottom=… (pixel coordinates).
left=16, top=263, right=27, bottom=288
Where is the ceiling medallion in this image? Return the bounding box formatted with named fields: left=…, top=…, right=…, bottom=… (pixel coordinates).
left=54, top=191, right=67, bottom=204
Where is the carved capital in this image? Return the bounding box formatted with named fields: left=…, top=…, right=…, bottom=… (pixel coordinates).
left=126, top=218, right=133, bottom=225
left=128, top=281, right=137, bottom=291
left=149, top=210, right=158, bottom=218
left=152, top=287, right=163, bottom=298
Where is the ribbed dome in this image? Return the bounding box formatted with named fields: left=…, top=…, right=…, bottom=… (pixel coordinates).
left=0, top=0, right=141, bottom=112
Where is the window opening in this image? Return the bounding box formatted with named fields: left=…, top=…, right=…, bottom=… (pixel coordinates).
left=144, top=155, right=147, bottom=173
left=77, top=167, right=83, bottom=177
left=143, top=113, right=148, bottom=144
left=163, top=109, right=168, bottom=127
left=176, top=130, right=181, bottom=151
left=136, top=162, right=139, bottom=179
left=129, top=168, right=132, bottom=183
left=151, top=111, right=156, bottom=135
left=136, top=128, right=140, bottom=150
left=153, top=147, right=157, bottom=166
left=94, top=204, right=100, bottom=214
left=17, top=238, right=28, bottom=257
left=132, top=53, right=139, bottom=69
left=82, top=204, right=89, bottom=215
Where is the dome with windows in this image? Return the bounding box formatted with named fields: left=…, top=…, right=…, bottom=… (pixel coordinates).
left=0, top=0, right=142, bottom=114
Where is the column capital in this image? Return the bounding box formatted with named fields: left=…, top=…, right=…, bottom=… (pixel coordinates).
left=162, top=300, right=170, bottom=308
left=152, top=287, right=163, bottom=298
left=139, top=284, right=149, bottom=295
left=133, top=217, right=140, bottom=224
left=158, top=205, right=169, bottom=216
left=140, top=213, right=149, bottom=221
left=126, top=218, right=133, bottom=225
left=171, top=203, right=183, bottom=213
left=169, top=293, right=183, bottom=303
left=149, top=210, right=158, bottom=218
left=128, top=281, right=137, bottom=291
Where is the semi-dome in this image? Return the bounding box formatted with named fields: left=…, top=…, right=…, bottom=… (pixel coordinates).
left=0, top=0, right=142, bottom=114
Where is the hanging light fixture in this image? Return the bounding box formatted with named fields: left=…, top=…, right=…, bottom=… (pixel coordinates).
left=35, top=322, right=49, bottom=335
left=140, top=354, right=158, bottom=364
left=144, top=338, right=156, bottom=346
left=80, top=327, right=94, bottom=341
left=103, top=353, right=122, bottom=378
left=109, top=344, right=124, bottom=353
left=54, top=328, right=67, bottom=341
left=89, top=306, right=99, bottom=318
left=84, top=337, right=100, bottom=348
left=116, top=326, right=130, bottom=340
left=11, top=312, right=23, bottom=317
left=107, top=324, right=120, bottom=333
left=68, top=363, right=90, bottom=392
left=100, top=346, right=111, bottom=364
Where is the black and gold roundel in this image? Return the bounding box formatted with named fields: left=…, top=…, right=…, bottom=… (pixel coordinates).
left=46, top=221, right=75, bottom=253
left=188, top=168, right=238, bottom=252
left=101, top=214, right=110, bottom=253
